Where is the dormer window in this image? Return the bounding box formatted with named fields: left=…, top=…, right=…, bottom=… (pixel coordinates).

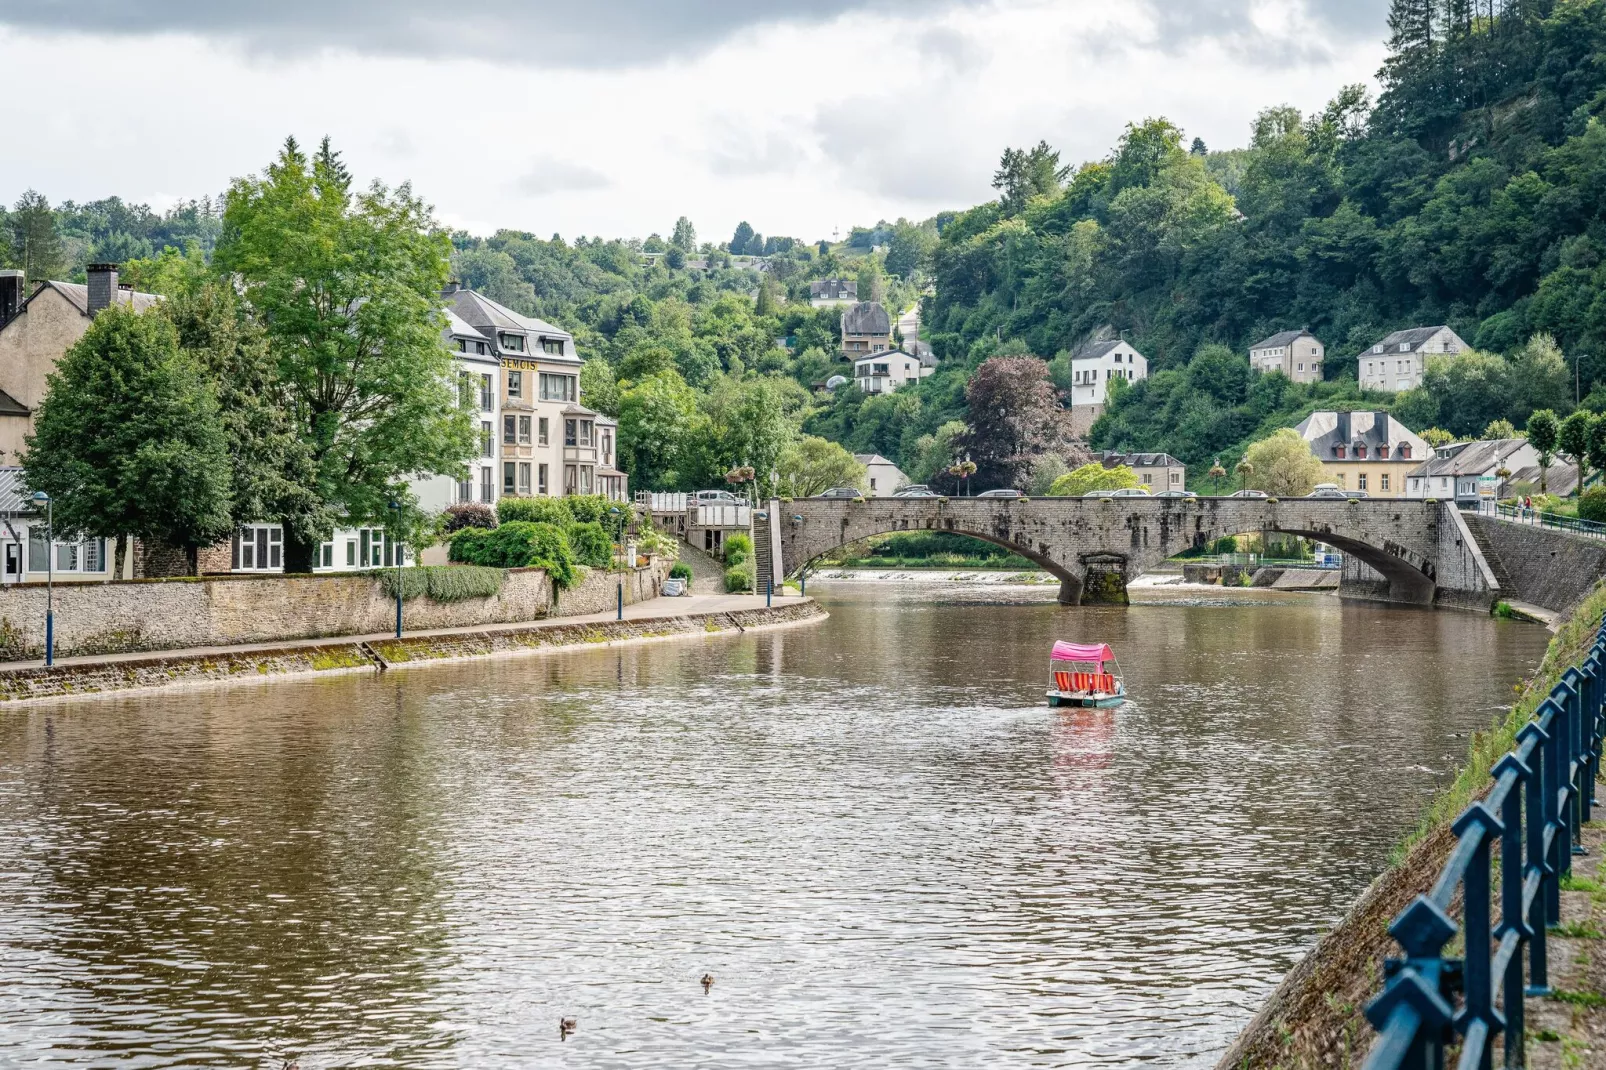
left=1373, top=345, right=1383, bottom=353
left=1354, top=445, right=1367, bottom=459
left=541, top=338, right=564, bottom=355
left=1377, top=445, right=1389, bottom=460
left=1398, top=343, right=1410, bottom=352
left=1334, top=445, right=1346, bottom=459
left=1398, top=444, right=1411, bottom=460
left=499, top=332, right=526, bottom=353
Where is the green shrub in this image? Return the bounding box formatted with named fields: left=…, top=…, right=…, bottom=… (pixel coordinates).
left=669, top=562, right=693, bottom=581
left=377, top=564, right=505, bottom=602
left=724, top=532, right=753, bottom=565
left=1579, top=487, right=1606, bottom=525
left=568, top=520, right=614, bottom=567
left=450, top=521, right=577, bottom=588
left=724, top=560, right=755, bottom=593
left=497, top=497, right=573, bottom=527
left=564, top=494, right=614, bottom=525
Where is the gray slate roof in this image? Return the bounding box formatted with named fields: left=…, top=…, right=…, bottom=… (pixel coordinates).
left=1411, top=439, right=1531, bottom=478
left=1294, top=410, right=1424, bottom=455
left=1505, top=464, right=1579, bottom=497
left=1071, top=339, right=1123, bottom=361
left=448, top=289, right=580, bottom=364
left=841, top=301, right=891, bottom=336
left=1370, top=326, right=1450, bottom=353
left=29, top=280, right=162, bottom=317
left=1250, top=329, right=1312, bottom=350
left=810, top=279, right=857, bottom=299
left=0, top=389, right=28, bottom=417
left=0, top=467, right=33, bottom=515
left=1102, top=451, right=1182, bottom=468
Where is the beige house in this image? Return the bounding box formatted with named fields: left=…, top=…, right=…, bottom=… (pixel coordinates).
left=0, top=266, right=161, bottom=464
left=840, top=301, right=892, bottom=356
left=1358, top=326, right=1468, bottom=392
left=1102, top=451, right=1185, bottom=492
left=854, top=453, right=908, bottom=496
left=1249, top=328, right=1324, bottom=383
left=1293, top=410, right=1428, bottom=497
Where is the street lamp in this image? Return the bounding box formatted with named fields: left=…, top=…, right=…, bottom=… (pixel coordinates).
left=31, top=491, right=52, bottom=666
left=387, top=500, right=403, bottom=638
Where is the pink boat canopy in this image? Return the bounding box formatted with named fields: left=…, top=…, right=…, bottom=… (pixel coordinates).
left=1051, top=641, right=1114, bottom=663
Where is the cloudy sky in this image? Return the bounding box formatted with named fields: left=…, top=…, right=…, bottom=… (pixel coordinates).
left=1, top=0, right=1389, bottom=244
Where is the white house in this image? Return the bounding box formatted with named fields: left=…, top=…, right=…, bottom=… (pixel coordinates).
left=1403, top=438, right=1574, bottom=506
left=1358, top=326, right=1468, bottom=392
left=1249, top=328, right=1324, bottom=383
left=1068, top=338, right=1148, bottom=436
left=854, top=347, right=935, bottom=395
left=854, top=453, right=908, bottom=496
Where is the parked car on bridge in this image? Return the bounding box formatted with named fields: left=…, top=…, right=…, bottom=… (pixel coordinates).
left=1230, top=489, right=1269, bottom=498
left=891, top=484, right=939, bottom=497
left=693, top=489, right=745, bottom=505
left=1110, top=487, right=1150, bottom=497
left=1154, top=489, right=1197, bottom=498
left=814, top=486, right=862, bottom=499
left=977, top=488, right=1024, bottom=498
left=1083, top=489, right=1117, bottom=498
left=1307, top=483, right=1367, bottom=499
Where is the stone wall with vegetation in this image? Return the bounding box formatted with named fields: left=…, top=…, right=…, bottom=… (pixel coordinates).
left=0, top=599, right=823, bottom=704
left=0, top=559, right=669, bottom=661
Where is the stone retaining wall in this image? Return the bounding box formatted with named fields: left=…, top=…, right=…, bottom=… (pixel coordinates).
left=0, top=559, right=669, bottom=661
left=0, top=600, right=824, bottom=705
left=1465, top=513, right=1606, bottom=613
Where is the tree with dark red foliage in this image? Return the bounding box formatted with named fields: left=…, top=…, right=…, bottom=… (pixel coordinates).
left=958, top=356, right=1090, bottom=491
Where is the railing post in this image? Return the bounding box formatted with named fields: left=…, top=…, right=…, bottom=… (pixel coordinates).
left=1494, top=755, right=1531, bottom=1069
left=1518, top=720, right=1551, bottom=995
left=1539, top=698, right=1570, bottom=907
left=1454, top=804, right=1503, bottom=1070
left=1371, top=897, right=1458, bottom=1070
left=1562, top=672, right=1587, bottom=855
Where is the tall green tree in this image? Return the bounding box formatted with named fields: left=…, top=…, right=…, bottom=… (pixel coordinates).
left=24, top=304, right=234, bottom=572
left=670, top=216, right=697, bottom=251
left=993, top=141, right=1068, bottom=214
left=617, top=370, right=700, bottom=489
left=214, top=136, right=476, bottom=570
left=1559, top=409, right=1595, bottom=494
left=8, top=190, right=66, bottom=283
left=1527, top=408, right=1560, bottom=493
left=776, top=436, right=866, bottom=497
left=729, top=221, right=754, bottom=255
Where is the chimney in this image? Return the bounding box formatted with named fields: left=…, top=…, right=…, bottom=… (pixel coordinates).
left=0, top=269, right=21, bottom=329
left=86, top=263, right=119, bottom=316
left=442, top=280, right=461, bottom=296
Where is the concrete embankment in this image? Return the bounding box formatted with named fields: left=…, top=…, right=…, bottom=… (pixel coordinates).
left=0, top=598, right=825, bottom=705
left=1217, top=583, right=1605, bottom=1068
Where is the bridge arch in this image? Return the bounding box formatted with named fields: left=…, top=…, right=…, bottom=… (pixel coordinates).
left=758, top=496, right=1481, bottom=608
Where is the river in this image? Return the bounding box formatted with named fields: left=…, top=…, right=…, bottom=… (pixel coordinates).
left=0, top=586, right=1551, bottom=1068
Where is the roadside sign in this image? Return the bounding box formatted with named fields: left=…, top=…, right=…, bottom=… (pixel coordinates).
left=1477, top=475, right=1500, bottom=497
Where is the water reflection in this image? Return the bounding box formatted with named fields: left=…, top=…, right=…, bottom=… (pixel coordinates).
left=0, top=589, right=1549, bottom=1067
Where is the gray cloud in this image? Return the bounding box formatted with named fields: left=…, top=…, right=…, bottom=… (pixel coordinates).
left=1, top=0, right=1392, bottom=68
left=1, top=0, right=971, bottom=68
left=813, top=104, right=987, bottom=204
left=514, top=160, right=611, bottom=196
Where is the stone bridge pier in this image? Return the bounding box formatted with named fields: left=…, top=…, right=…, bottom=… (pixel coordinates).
left=749, top=496, right=1502, bottom=609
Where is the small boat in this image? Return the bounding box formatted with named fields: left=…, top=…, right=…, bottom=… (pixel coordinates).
left=1046, top=641, right=1127, bottom=708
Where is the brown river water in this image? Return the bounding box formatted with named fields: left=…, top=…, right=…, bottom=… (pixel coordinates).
left=0, top=585, right=1552, bottom=1068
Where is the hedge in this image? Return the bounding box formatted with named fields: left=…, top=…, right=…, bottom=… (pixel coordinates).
left=724, top=532, right=753, bottom=566
left=724, top=559, right=755, bottom=593
left=449, top=521, right=577, bottom=588
left=497, top=497, right=574, bottom=527
left=377, top=564, right=505, bottom=602
left=568, top=520, right=613, bottom=568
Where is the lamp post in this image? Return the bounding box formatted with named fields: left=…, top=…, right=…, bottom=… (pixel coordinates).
left=31, top=491, right=52, bottom=666
left=387, top=500, right=403, bottom=638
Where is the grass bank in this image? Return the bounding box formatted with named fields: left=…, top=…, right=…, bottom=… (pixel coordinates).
left=1218, top=583, right=1606, bottom=1069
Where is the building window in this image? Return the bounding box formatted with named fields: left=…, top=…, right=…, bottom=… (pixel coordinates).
left=1398, top=444, right=1411, bottom=460
left=1333, top=445, right=1346, bottom=459
left=507, top=370, right=523, bottom=398
left=28, top=532, right=106, bottom=574
left=320, top=543, right=334, bottom=569
left=480, top=374, right=494, bottom=411
left=1140, top=473, right=1152, bottom=484
left=1358, top=474, right=1368, bottom=490
left=540, top=373, right=577, bottom=402
left=538, top=463, right=549, bottom=495
left=457, top=476, right=472, bottom=502
left=1355, top=445, right=1366, bottom=459
left=564, top=464, right=578, bottom=494
left=458, top=371, right=474, bottom=407
left=580, top=466, right=594, bottom=494
left=518, top=463, right=532, bottom=495
left=503, top=415, right=516, bottom=445
left=602, top=430, right=612, bottom=465
left=499, top=332, right=525, bottom=353
left=475, top=341, right=487, bottom=355
left=457, top=339, right=467, bottom=353
left=1377, top=445, right=1389, bottom=460
left=504, top=462, right=516, bottom=495
left=541, top=338, right=564, bottom=355
left=579, top=420, right=594, bottom=447
left=481, top=468, right=493, bottom=503
left=538, top=417, right=549, bottom=446
left=565, top=419, right=577, bottom=447
left=1381, top=474, right=1390, bottom=491
left=481, top=421, right=493, bottom=458
left=1170, top=471, right=1181, bottom=485
left=237, top=525, right=282, bottom=571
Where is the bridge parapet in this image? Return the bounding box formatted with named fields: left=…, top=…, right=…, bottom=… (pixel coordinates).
left=754, top=496, right=1498, bottom=608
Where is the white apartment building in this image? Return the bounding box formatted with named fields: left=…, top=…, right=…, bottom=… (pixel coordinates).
left=1068, top=338, right=1148, bottom=436
left=1358, top=326, right=1468, bottom=392
left=1249, top=328, right=1324, bottom=383
left=854, top=347, right=935, bottom=395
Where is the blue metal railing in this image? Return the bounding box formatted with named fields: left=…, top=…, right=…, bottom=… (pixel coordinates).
left=1493, top=502, right=1606, bottom=541
left=1361, top=615, right=1606, bottom=1069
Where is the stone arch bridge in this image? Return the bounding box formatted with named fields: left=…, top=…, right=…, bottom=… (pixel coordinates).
left=748, top=496, right=1502, bottom=608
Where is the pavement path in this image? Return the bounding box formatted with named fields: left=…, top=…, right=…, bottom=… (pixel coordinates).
left=0, top=593, right=809, bottom=672
left=1525, top=801, right=1606, bottom=1068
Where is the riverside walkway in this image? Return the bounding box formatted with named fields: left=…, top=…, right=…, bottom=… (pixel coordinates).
left=0, top=592, right=809, bottom=673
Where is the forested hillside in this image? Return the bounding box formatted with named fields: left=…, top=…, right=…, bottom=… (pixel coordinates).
left=901, top=0, right=1606, bottom=474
